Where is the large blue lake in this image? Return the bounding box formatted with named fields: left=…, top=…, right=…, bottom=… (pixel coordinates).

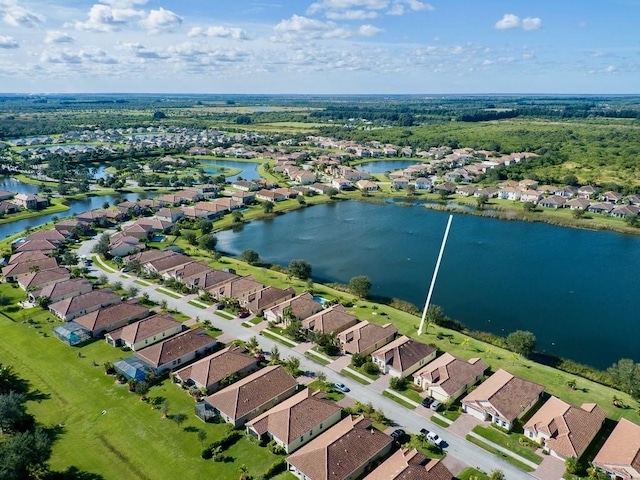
left=217, top=201, right=640, bottom=369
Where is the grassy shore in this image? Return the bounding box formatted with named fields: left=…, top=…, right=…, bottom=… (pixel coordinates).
left=0, top=198, right=69, bottom=225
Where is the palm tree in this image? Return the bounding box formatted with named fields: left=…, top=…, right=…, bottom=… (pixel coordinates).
left=316, top=371, right=327, bottom=389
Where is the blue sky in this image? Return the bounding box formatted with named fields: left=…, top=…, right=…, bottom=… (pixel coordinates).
left=0, top=0, right=637, bottom=94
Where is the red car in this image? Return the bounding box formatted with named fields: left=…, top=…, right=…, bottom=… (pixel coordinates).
left=238, top=310, right=250, bottom=318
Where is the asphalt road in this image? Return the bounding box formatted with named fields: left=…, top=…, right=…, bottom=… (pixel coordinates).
left=81, top=234, right=534, bottom=480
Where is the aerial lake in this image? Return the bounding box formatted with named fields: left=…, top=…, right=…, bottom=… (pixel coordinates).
left=357, top=160, right=420, bottom=173
left=217, top=200, right=640, bottom=369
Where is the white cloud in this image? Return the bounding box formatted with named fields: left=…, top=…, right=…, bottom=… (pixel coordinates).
left=495, top=14, right=542, bottom=31
left=308, top=0, right=431, bottom=18
left=2, top=5, right=45, bottom=28
left=494, top=13, right=521, bottom=30
left=99, top=0, right=148, bottom=7
left=45, top=31, right=75, bottom=44
left=326, top=9, right=378, bottom=20
left=41, top=48, right=117, bottom=65
left=404, top=0, right=433, bottom=11
left=141, top=7, right=183, bottom=34
left=273, top=14, right=350, bottom=41
left=71, top=4, right=144, bottom=32
left=0, top=34, right=18, bottom=48
left=358, top=24, right=382, bottom=36
left=188, top=25, right=249, bottom=40
left=119, top=42, right=168, bottom=59
left=522, top=17, right=542, bottom=31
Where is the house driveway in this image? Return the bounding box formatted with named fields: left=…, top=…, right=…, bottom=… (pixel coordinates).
left=292, top=341, right=313, bottom=354
left=328, top=355, right=351, bottom=373
left=369, top=375, right=391, bottom=394
left=414, top=404, right=434, bottom=419
left=533, top=455, right=565, bottom=480
left=448, top=413, right=482, bottom=436
left=441, top=455, right=468, bottom=477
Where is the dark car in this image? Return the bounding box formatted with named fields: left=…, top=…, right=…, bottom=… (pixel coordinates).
left=390, top=429, right=405, bottom=442
left=420, top=428, right=430, bottom=437
left=237, top=310, right=250, bottom=318
left=421, top=397, right=434, bottom=408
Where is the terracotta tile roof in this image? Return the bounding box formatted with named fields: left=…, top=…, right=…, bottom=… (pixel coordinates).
left=372, top=336, right=436, bottom=373
left=204, top=365, right=298, bottom=422
left=525, top=396, right=605, bottom=458
left=125, top=249, right=172, bottom=265
left=145, top=252, right=193, bottom=273
left=49, top=288, right=121, bottom=319
left=216, top=276, right=263, bottom=299
left=462, top=369, right=544, bottom=422
left=135, top=328, right=216, bottom=368
left=593, top=418, right=640, bottom=476
left=268, top=292, right=323, bottom=320
left=15, top=239, right=57, bottom=253
left=3, top=257, right=59, bottom=279
left=8, top=250, right=49, bottom=265
left=74, top=299, right=149, bottom=333
left=301, top=304, right=358, bottom=335
left=32, top=278, right=92, bottom=301
left=17, top=267, right=70, bottom=290
left=107, top=312, right=181, bottom=345
left=246, top=286, right=296, bottom=313
left=364, top=448, right=454, bottom=480
left=194, top=269, right=238, bottom=290
left=246, top=389, right=341, bottom=445
left=174, top=346, right=258, bottom=390
left=173, top=261, right=213, bottom=280
left=338, top=321, right=398, bottom=354
left=414, top=353, right=488, bottom=397
left=286, top=415, right=393, bottom=480
left=25, top=229, right=67, bottom=243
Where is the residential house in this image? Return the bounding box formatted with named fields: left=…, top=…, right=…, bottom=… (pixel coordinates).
left=461, top=369, right=544, bottom=431
left=231, top=190, right=256, bottom=204
left=143, top=252, right=193, bottom=277
left=519, top=190, right=541, bottom=204
left=564, top=198, right=591, bottom=210
left=54, top=219, right=90, bottom=237
left=475, top=187, right=500, bottom=198
left=243, top=286, right=296, bottom=314
left=204, top=365, right=298, bottom=428
left=2, top=257, right=59, bottom=281
left=191, top=269, right=239, bottom=292
left=135, top=328, right=217, bottom=374
left=125, top=249, right=174, bottom=266
left=518, top=179, right=539, bottom=190
left=0, top=201, right=18, bottom=214
left=364, top=448, right=453, bottom=480
left=76, top=210, right=108, bottom=226
left=338, top=321, right=398, bottom=356
left=173, top=346, right=259, bottom=394
left=135, top=217, right=173, bottom=233
left=13, top=193, right=49, bottom=210
left=554, top=186, right=577, bottom=198
left=256, top=189, right=286, bottom=202
left=371, top=336, right=437, bottom=378
left=539, top=195, right=567, bottom=209
left=286, top=415, right=393, bottom=480
left=156, top=207, right=185, bottom=223
left=601, top=191, right=624, bottom=203
left=264, top=292, right=323, bottom=324
left=246, top=389, right=342, bottom=454
left=105, top=312, right=183, bottom=351
left=455, top=186, right=477, bottom=197
left=588, top=202, right=615, bottom=215
left=0, top=190, right=14, bottom=201
left=233, top=180, right=261, bottom=191
left=413, top=353, right=488, bottom=403
left=577, top=186, right=600, bottom=199
left=523, top=396, right=605, bottom=459
left=8, top=250, right=49, bottom=265
left=611, top=205, right=640, bottom=219
left=17, top=267, right=70, bottom=291
left=171, top=261, right=213, bottom=284
left=356, top=180, right=379, bottom=192
left=392, top=177, right=410, bottom=190
left=210, top=275, right=264, bottom=304
left=13, top=239, right=58, bottom=255
left=593, top=418, right=640, bottom=479
left=497, top=187, right=521, bottom=201
left=331, top=178, right=352, bottom=190
left=108, top=234, right=145, bottom=258
left=301, top=304, right=358, bottom=336
left=73, top=299, right=149, bottom=336
left=627, top=195, right=640, bottom=206
left=414, top=177, right=433, bottom=190
left=295, top=171, right=317, bottom=185
left=49, top=288, right=121, bottom=321
left=29, top=278, right=93, bottom=304
left=25, top=229, right=67, bottom=245
left=122, top=223, right=154, bottom=241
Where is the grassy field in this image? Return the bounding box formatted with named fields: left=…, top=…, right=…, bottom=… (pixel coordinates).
left=0, top=284, right=279, bottom=480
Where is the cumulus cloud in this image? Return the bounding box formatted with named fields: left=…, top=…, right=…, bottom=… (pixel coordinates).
left=495, top=13, right=542, bottom=31
left=141, top=7, right=182, bottom=34
left=307, top=0, right=432, bottom=18
left=99, top=0, right=148, bottom=7
left=0, top=34, right=19, bottom=48
left=40, top=48, right=118, bottom=64
left=326, top=9, right=377, bottom=20
left=2, top=4, right=45, bottom=28
left=71, top=4, right=144, bottom=32
left=119, top=42, right=168, bottom=59
left=188, top=25, right=249, bottom=40
left=358, top=24, right=382, bottom=36
left=273, top=14, right=350, bottom=41
left=45, top=31, right=75, bottom=44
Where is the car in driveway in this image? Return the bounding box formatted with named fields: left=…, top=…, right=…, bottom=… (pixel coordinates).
left=421, top=397, right=434, bottom=408
left=333, top=382, right=350, bottom=393
left=430, top=400, right=442, bottom=411
left=390, top=429, right=405, bottom=442
left=237, top=309, right=250, bottom=318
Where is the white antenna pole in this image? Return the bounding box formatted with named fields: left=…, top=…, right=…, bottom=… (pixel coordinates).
left=418, top=214, right=453, bottom=336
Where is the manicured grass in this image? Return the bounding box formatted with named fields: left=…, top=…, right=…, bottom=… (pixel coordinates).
left=157, top=288, right=183, bottom=299
left=472, top=425, right=543, bottom=464
left=382, top=390, right=417, bottom=409
left=215, top=311, right=235, bottom=320
left=340, top=368, right=372, bottom=385
left=261, top=330, right=297, bottom=347
left=405, top=435, right=446, bottom=459
left=307, top=380, right=345, bottom=402
left=441, top=408, right=462, bottom=422
left=0, top=199, right=69, bottom=225
left=391, top=386, right=423, bottom=404
left=248, top=316, right=264, bottom=325
left=458, top=467, right=491, bottom=480
left=0, top=312, right=279, bottom=480
left=305, top=351, right=331, bottom=366
left=134, top=279, right=151, bottom=286
left=465, top=435, right=536, bottom=472
left=430, top=415, right=450, bottom=428
left=187, top=300, right=206, bottom=309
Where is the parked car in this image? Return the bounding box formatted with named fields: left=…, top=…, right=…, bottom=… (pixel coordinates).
left=237, top=310, right=250, bottom=318
left=427, top=431, right=444, bottom=447
left=390, top=429, right=405, bottom=442
left=333, top=382, right=350, bottom=393
left=430, top=400, right=442, bottom=411
left=421, top=397, right=434, bottom=408
left=420, top=428, right=430, bottom=437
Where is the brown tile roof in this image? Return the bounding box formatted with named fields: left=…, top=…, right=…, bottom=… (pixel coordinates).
left=173, top=261, right=213, bottom=280
left=372, top=336, right=435, bottom=373
left=145, top=252, right=193, bottom=273
left=268, top=292, right=323, bottom=320
left=593, top=418, right=640, bottom=476
left=2, top=257, right=59, bottom=279
left=125, top=249, right=172, bottom=265
left=32, top=278, right=92, bottom=301
left=8, top=250, right=49, bottom=265
left=525, top=396, right=605, bottom=458
left=25, top=229, right=67, bottom=243
left=200, top=270, right=239, bottom=290
left=414, top=353, right=488, bottom=397
left=17, top=267, right=70, bottom=290
left=74, top=299, right=149, bottom=333
left=204, top=365, right=298, bottom=422
left=107, top=312, right=181, bottom=345
left=49, top=288, right=121, bottom=318
left=338, top=321, right=398, bottom=354
left=174, top=346, right=258, bottom=390
left=286, top=415, right=393, bottom=480
left=246, top=286, right=296, bottom=313
left=302, top=304, right=358, bottom=335
left=462, top=369, right=544, bottom=422
left=135, top=328, right=216, bottom=368
left=247, top=389, right=341, bottom=445
left=216, top=276, right=263, bottom=299
left=364, top=448, right=454, bottom=480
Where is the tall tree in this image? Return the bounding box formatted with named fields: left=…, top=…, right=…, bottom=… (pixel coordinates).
left=348, top=275, right=372, bottom=298
left=288, top=259, right=312, bottom=280
left=506, top=330, right=537, bottom=357
left=607, top=358, right=640, bottom=398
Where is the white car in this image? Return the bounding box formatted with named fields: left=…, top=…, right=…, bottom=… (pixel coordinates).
left=427, top=431, right=443, bottom=447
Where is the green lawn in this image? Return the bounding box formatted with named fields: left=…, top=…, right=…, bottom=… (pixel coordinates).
left=187, top=300, right=206, bottom=309
left=340, top=368, right=372, bottom=385
left=465, top=435, right=536, bottom=472
left=458, top=467, right=491, bottom=480
left=305, top=351, right=331, bottom=366
left=0, top=313, right=279, bottom=480
left=405, top=435, right=446, bottom=460
left=215, top=311, right=235, bottom=320
left=382, top=390, right=417, bottom=410
left=430, top=415, right=450, bottom=428
left=0, top=199, right=69, bottom=226
left=261, top=330, right=297, bottom=347
left=157, top=288, right=183, bottom=299
left=307, top=380, right=345, bottom=402
left=472, top=425, right=543, bottom=464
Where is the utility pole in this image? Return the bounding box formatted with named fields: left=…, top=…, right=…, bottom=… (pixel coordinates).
left=417, top=214, right=453, bottom=336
